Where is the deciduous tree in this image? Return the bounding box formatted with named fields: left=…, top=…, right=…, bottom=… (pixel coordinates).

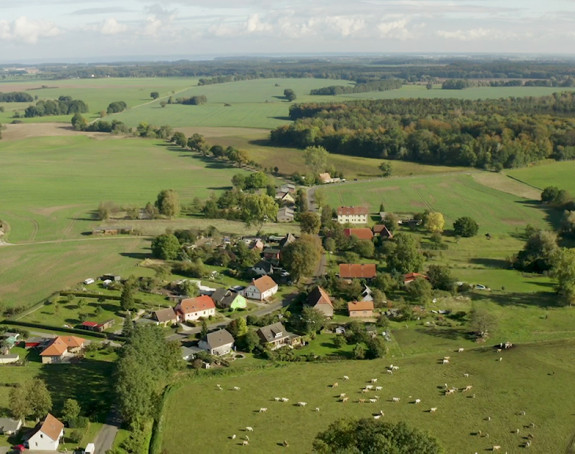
left=281, top=234, right=322, bottom=282
left=453, top=216, right=479, bottom=237
left=155, top=189, right=181, bottom=217
left=425, top=211, right=445, bottom=233
left=299, top=212, right=321, bottom=234
left=151, top=234, right=181, bottom=260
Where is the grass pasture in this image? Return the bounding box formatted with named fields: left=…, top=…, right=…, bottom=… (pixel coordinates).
left=160, top=340, right=575, bottom=453
left=507, top=160, right=575, bottom=195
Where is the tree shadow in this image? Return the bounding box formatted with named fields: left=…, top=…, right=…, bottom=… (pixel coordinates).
left=248, top=138, right=273, bottom=147
left=470, top=290, right=557, bottom=308
left=468, top=258, right=512, bottom=269
left=119, top=252, right=150, bottom=260
left=415, top=327, right=470, bottom=341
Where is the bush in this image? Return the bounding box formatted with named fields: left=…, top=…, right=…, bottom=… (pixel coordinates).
left=68, top=430, right=83, bottom=443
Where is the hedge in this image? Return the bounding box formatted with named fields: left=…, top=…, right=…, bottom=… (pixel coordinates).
left=1, top=320, right=126, bottom=342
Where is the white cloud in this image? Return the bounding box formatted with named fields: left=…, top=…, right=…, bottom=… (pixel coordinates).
left=436, top=28, right=517, bottom=41
left=246, top=14, right=272, bottom=33
left=0, top=16, right=60, bottom=44
left=377, top=18, right=412, bottom=40
left=100, top=17, right=128, bottom=35
left=324, top=16, right=365, bottom=37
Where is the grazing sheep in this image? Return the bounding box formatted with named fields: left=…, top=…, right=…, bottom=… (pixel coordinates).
left=497, top=348, right=502, bottom=353
left=443, top=356, right=450, bottom=360
left=242, top=440, right=249, bottom=446
left=430, top=407, right=437, bottom=413
left=274, top=397, right=281, bottom=401
left=216, top=384, right=223, bottom=390
left=415, top=399, right=421, bottom=404
left=518, top=410, right=526, bottom=416
left=371, top=378, right=378, bottom=383
left=392, top=397, right=400, bottom=403
left=281, top=397, right=289, bottom=402
left=283, top=440, right=289, bottom=448
left=445, top=389, right=455, bottom=396
left=359, top=398, right=366, bottom=404
left=315, top=407, right=320, bottom=412
left=233, top=386, right=241, bottom=391
left=379, top=410, right=385, bottom=416
left=244, top=435, right=250, bottom=441
left=362, top=388, right=370, bottom=393
left=373, top=415, right=381, bottom=419
left=259, top=407, right=267, bottom=413
left=486, top=416, right=491, bottom=421
left=386, top=369, right=393, bottom=374
left=375, top=386, right=383, bottom=391
left=525, top=440, right=531, bottom=448
left=392, top=366, right=399, bottom=371
left=332, top=382, right=339, bottom=388
left=529, top=422, right=535, bottom=428
left=297, top=401, right=307, bottom=407
left=369, top=398, right=377, bottom=403
left=492, top=446, right=501, bottom=451
left=245, top=426, right=254, bottom=432
left=366, top=385, right=374, bottom=390
left=498, top=357, right=503, bottom=361
left=343, top=375, right=349, bottom=380
left=442, top=359, right=450, bottom=364
left=231, top=434, right=236, bottom=440
left=462, top=385, right=473, bottom=392
left=513, top=429, right=520, bottom=434
left=457, top=347, right=464, bottom=353
left=341, top=397, right=349, bottom=403
left=339, top=393, right=347, bottom=399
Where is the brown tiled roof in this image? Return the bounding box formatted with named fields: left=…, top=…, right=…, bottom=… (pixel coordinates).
left=307, top=286, right=333, bottom=307
left=339, top=264, right=377, bottom=279
left=154, top=307, right=177, bottom=323
left=348, top=301, right=375, bottom=312
left=253, top=275, right=278, bottom=293
left=40, top=336, right=85, bottom=357
left=344, top=228, right=374, bottom=241
left=404, top=273, right=429, bottom=284
left=178, top=295, right=215, bottom=314
left=337, top=206, right=368, bottom=216
left=38, top=413, right=64, bottom=441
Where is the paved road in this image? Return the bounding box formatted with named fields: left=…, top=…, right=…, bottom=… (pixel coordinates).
left=93, top=409, right=121, bottom=454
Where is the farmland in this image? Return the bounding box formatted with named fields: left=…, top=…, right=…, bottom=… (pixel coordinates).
left=507, top=160, right=575, bottom=195
left=159, top=338, right=575, bottom=453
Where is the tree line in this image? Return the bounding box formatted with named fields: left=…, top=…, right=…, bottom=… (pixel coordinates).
left=23, top=95, right=88, bottom=117
left=310, top=79, right=402, bottom=95
left=271, top=93, right=575, bottom=169
left=0, top=91, right=34, bottom=102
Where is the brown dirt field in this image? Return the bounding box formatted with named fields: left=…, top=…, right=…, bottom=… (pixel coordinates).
left=1, top=122, right=113, bottom=141
left=472, top=172, right=541, bottom=200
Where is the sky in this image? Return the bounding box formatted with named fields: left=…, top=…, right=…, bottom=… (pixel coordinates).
left=0, top=0, right=574, bottom=63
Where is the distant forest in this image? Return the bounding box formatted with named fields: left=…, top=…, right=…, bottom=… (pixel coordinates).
left=270, top=92, right=575, bottom=169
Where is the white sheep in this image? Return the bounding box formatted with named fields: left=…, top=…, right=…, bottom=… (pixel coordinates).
left=341, top=397, right=349, bottom=403
left=297, top=401, right=307, bottom=407
left=415, top=399, right=421, bottom=404
left=281, top=397, right=289, bottom=402
left=392, top=397, right=400, bottom=403
left=315, top=407, right=320, bottom=412
left=457, top=347, right=464, bottom=353
left=375, top=386, right=383, bottom=391
left=339, top=393, right=347, bottom=399
left=259, top=407, right=267, bottom=413
left=231, top=434, right=236, bottom=440
left=430, top=407, right=437, bottom=413
left=242, top=440, right=249, bottom=446
left=369, top=398, right=377, bottom=403
left=442, top=358, right=450, bottom=364
left=274, top=397, right=281, bottom=401
left=245, top=426, right=254, bottom=432
left=343, top=375, right=349, bottom=380
left=371, top=378, right=378, bottom=383
left=373, top=415, right=381, bottom=419
left=233, top=386, right=241, bottom=391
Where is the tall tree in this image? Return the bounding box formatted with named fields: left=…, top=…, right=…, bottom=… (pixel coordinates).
left=453, top=216, right=479, bottom=237
left=120, top=281, right=135, bottom=311
left=514, top=229, right=558, bottom=272
left=151, top=233, right=181, bottom=260
left=552, top=248, right=575, bottom=306
left=424, top=212, right=445, bottom=233
left=241, top=193, right=278, bottom=228
left=281, top=234, right=322, bottom=282
left=155, top=189, right=181, bottom=217
left=299, top=212, right=321, bottom=234
left=304, top=146, right=329, bottom=176
left=61, top=398, right=81, bottom=426
left=387, top=233, right=424, bottom=274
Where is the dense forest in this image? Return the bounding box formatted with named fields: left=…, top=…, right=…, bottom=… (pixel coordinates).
left=270, top=92, right=575, bottom=169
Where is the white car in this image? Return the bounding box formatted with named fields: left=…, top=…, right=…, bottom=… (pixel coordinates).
left=475, top=284, right=487, bottom=290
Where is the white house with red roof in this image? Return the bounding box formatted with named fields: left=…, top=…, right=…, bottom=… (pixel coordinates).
left=337, top=206, right=369, bottom=224
left=244, top=276, right=278, bottom=301
left=175, top=295, right=216, bottom=322
left=26, top=413, right=64, bottom=451
left=348, top=301, right=375, bottom=318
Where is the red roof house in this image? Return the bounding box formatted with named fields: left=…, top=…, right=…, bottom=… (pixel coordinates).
left=344, top=228, right=374, bottom=241
left=348, top=301, right=375, bottom=318
left=403, top=273, right=429, bottom=285
left=339, top=264, right=377, bottom=279
left=175, top=295, right=216, bottom=322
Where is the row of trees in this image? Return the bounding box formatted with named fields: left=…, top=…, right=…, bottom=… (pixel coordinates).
left=24, top=96, right=88, bottom=117
left=310, top=78, right=402, bottom=95
left=272, top=93, right=575, bottom=169
left=175, top=95, right=208, bottom=105
left=0, top=91, right=34, bottom=102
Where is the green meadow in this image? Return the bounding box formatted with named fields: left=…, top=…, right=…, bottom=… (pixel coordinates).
left=159, top=339, right=575, bottom=454
left=507, top=160, right=575, bottom=195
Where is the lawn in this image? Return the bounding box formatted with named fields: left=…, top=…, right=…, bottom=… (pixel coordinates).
left=159, top=339, right=575, bottom=453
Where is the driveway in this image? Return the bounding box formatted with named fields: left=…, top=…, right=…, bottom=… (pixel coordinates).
left=93, top=409, right=121, bottom=454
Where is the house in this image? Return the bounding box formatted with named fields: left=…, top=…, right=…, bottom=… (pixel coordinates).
left=153, top=307, right=178, bottom=326
left=337, top=206, right=369, bottom=224
left=279, top=233, right=297, bottom=249
left=0, top=417, right=22, bottom=435
left=361, top=285, right=374, bottom=302
left=257, top=322, right=300, bottom=350
left=0, top=354, right=19, bottom=364
left=318, top=172, right=333, bottom=184
left=344, top=228, right=374, bottom=241
left=244, top=276, right=278, bottom=301
left=263, top=247, right=281, bottom=262
left=339, top=264, right=377, bottom=280
left=248, top=239, right=265, bottom=251
left=40, top=336, right=85, bottom=364
left=275, top=191, right=296, bottom=205
left=277, top=206, right=295, bottom=223
left=279, top=183, right=296, bottom=194
left=26, top=413, right=64, bottom=451
left=373, top=224, right=394, bottom=239
left=404, top=273, right=429, bottom=285
left=175, top=295, right=216, bottom=322
left=306, top=286, right=334, bottom=318
left=80, top=320, right=114, bottom=332
left=348, top=301, right=375, bottom=318
left=220, top=292, right=247, bottom=310
left=252, top=260, right=274, bottom=276
left=199, top=329, right=235, bottom=356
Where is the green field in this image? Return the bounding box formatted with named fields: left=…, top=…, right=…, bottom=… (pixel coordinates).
left=507, top=160, right=575, bottom=195
left=159, top=339, right=575, bottom=453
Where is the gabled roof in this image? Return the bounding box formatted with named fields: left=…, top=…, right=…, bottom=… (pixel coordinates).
left=257, top=322, right=289, bottom=343
left=348, top=301, right=375, bottom=312
left=81, top=321, right=99, bottom=328
left=251, top=275, right=278, bottom=293
left=337, top=206, right=368, bottom=216
left=205, top=329, right=234, bottom=349
left=220, top=292, right=243, bottom=307
left=339, top=264, right=377, bottom=279
left=404, top=273, right=429, bottom=284
left=373, top=224, right=393, bottom=238
left=253, top=260, right=274, bottom=272
left=154, top=307, right=177, bottom=323
left=177, top=295, right=216, bottom=314
left=210, top=288, right=228, bottom=303
left=0, top=417, right=21, bottom=433
left=40, top=336, right=85, bottom=357
left=307, top=286, right=333, bottom=308
left=279, top=233, right=297, bottom=248
left=37, top=413, right=64, bottom=442
left=344, top=228, right=374, bottom=241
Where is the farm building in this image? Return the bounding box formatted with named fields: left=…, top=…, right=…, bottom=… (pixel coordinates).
left=175, top=295, right=216, bottom=322
left=0, top=354, right=19, bottom=364
left=277, top=206, right=295, bottom=222
left=199, top=329, right=235, bottom=356
left=306, top=286, right=334, bottom=318
left=348, top=301, right=375, bottom=318
left=373, top=224, right=393, bottom=239
left=337, top=206, right=369, bottom=224
left=0, top=417, right=22, bottom=435
left=153, top=308, right=178, bottom=326
left=26, top=414, right=64, bottom=451
left=81, top=319, right=114, bottom=332
left=343, top=228, right=374, bottom=241
left=244, top=276, right=278, bottom=301
left=256, top=322, right=301, bottom=350
left=339, top=264, right=377, bottom=280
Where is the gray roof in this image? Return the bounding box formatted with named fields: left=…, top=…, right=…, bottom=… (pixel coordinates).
left=221, top=293, right=242, bottom=308
left=205, top=330, right=235, bottom=349
left=257, top=322, right=289, bottom=343
left=253, top=260, right=274, bottom=272
left=181, top=345, right=202, bottom=360
left=0, top=417, right=22, bottom=433
left=210, top=288, right=228, bottom=304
